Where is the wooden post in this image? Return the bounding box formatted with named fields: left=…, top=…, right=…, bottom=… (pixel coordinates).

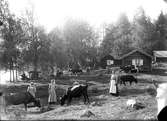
left=16, top=67, right=18, bottom=81
left=10, top=62, right=12, bottom=82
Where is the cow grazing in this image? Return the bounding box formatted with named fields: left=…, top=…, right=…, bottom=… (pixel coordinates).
left=60, top=84, right=89, bottom=106
left=119, top=75, right=137, bottom=86
left=4, top=92, right=41, bottom=111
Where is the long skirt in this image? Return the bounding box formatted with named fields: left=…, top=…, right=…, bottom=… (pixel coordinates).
left=109, top=79, right=118, bottom=96
left=48, top=90, right=57, bottom=104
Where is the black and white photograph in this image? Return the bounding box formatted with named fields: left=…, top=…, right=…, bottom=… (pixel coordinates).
left=0, top=0, right=167, bottom=120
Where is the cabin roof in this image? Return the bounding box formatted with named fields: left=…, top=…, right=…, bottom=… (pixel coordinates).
left=153, top=51, right=167, bottom=58
left=119, top=49, right=153, bottom=59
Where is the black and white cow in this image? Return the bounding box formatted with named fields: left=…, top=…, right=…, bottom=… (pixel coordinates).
left=60, top=84, right=89, bottom=105
left=69, top=69, right=83, bottom=75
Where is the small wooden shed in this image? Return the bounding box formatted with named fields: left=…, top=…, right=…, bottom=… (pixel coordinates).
left=153, top=51, right=167, bottom=62
left=100, top=54, right=121, bottom=69
left=120, top=49, right=153, bottom=72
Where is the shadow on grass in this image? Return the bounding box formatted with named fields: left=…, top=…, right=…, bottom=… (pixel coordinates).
left=145, top=68, right=167, bottom=76
left=137, top=78, right=165, bottom=84
left=119, top=87, right=156, bottom=97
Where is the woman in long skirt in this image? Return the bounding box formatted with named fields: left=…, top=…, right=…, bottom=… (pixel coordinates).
left=48, top=79, right=57, bottom=105
left=109, top=70, right=119, bottom=96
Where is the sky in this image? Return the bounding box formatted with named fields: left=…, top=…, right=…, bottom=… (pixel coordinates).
left=7, top=0, right=167, bottom=32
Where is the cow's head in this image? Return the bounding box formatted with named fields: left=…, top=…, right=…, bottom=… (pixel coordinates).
left=59, top=95, right=68, bottom=106
left=34, top=98, right=41, bottom=108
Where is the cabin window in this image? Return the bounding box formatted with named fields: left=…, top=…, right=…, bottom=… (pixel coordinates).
left=132, top=59, right=143, bottom=66
left=107, top=60, right=114, bottom=65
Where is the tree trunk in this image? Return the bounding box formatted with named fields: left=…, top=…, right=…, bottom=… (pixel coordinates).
left=16, top=66, right=18, bottom=81
left=12, top=68, right=15, bottom=82
left=10, top=67, right=12, bottom=82
left=10, top=62, right=12, bottom=82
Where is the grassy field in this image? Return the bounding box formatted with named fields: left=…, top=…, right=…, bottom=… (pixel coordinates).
left=1, top=64, right=167, bottom=120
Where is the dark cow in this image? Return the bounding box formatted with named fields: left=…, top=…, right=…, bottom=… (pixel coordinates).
left=120, top=65, right=138, bottom=73
left=119, top=75, right=137, bottom=86
left=120, top=65, right=132, bottom=73
left=56, top=70, right=63, bottom=77
left=60, top=84, right=89, bottom=106
left=131, top=69, right=138, bottom=73
left=69, top=69, right=83, bottom=75
left=4, top=92, right=41, bottom=111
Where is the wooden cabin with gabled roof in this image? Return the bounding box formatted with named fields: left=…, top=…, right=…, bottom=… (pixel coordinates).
left=119, top=49, right=153, bottom=72
left=100, top=54, right=121, bottom=69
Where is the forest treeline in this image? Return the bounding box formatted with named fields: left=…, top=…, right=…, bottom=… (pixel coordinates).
left=0, top=0, right=167, bottom=78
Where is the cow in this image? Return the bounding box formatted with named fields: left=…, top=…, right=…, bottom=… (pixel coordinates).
left=119, top=74, right=137, bottom=86
left=120, top=65, right=133, bottom=73
left=4, top=92, right=41, bottom=111
left=131, top=69, right=138, bottom=73
left=120, top=65, right=138, bottom=73
left=60, top=84, right=89, bottom=106
left=69, top=69, right=83, bottom=75
left=56, top=71, right=63, bottom=77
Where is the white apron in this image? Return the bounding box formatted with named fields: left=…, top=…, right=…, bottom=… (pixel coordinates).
left=109, top=79, right=117, bottom=94
left=48, top=84, right=57, bottom=103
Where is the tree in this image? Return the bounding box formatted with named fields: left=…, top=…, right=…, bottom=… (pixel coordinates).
left=0, top=0, right=26, bottom=82
left=132, top=7, right=159, bottom=53
left=100, top=24, right=117, bottom=56
left=154, top=11, right=167, bottom=50
left=48, top=27, right=68, bottom=69
left=63, top=18, right=99, bottom=69
left=20, top=7, right=43, bottom=73
left=101, top=13, right=133, bottom=58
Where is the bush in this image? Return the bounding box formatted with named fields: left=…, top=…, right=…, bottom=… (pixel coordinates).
left=91, top=87, right=99, bottom=93
left=146, top=87, right=157, bottom=97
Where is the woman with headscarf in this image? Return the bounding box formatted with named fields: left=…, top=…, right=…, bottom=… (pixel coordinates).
left=109, top=70, right=119, bottom=96
left=27, top=82, right=37, bottom=98
left=48, top=79, right=57, bottom=105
